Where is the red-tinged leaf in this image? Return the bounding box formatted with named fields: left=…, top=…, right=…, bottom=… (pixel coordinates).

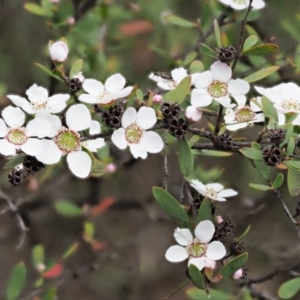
left=89, top=196, right=115, bottom=216
left=91, top=241, right=107, bottom=251
left=119, top=20, right=153, bottom=37
left=43, top=263, right=63, bottom=279
left=210, top=274, right=223, bottom=283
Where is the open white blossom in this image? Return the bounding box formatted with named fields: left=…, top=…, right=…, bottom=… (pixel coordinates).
left=112, top=107, right=164, bottom=159
left=218, top=0, right=265, bottom=10
left=224, top=97, right=264, bottom=131
left=149, top=67, right=189, bottom=90
left=7, top=84, right=70, bottom=114
left=0, top=106, right=52, bottom=157
left=255, top=83, right=300, bottom=114
left=165, top=220, right=226, bottom=271
left=190, top=179, right=237, bottom=201
left=49, top=41, right=69, bottom=62
left=36, top=104, right=105, bottom=178
left=79, top=74, right=133, bottom=105
left=191, top=61, right=250, bottom=109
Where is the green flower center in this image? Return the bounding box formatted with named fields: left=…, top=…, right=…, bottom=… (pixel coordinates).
left=125, top=124, right=142, bottom=144
left=187, top=241, right=207, bottom=258
left=234, top=106, right=255, bottom=122
left=56, top=129, right=80, bottom=153
left=282, top=99, right=300, bottom=111
left=7, top=128, right=27, bottom=145
left=206, top=187, right=218, bottom=199
left=207, top=80, right=228, bottom=98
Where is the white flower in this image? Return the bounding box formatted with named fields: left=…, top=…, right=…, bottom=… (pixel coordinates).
left=36, top=104, right=105, bottom=178
left=224, top=97, right=264, bottom=131
left=185, top=106, right=203, bottom=122
left=165, top=220, right=226, bottom=271
left=49, top=41, right=69, bottom=62
left=191, top=61, right=250, bottom=108
left=149, top=67, right=189, bottom=90
left=79, top=74, right=133, bottom=105
left=190, top=179, right=237, bottom=202
left=255, top=83, right=300, bottom=114
left=0, top=106, right=52, bottom=156
left=218, top=0, right=265, bottom=10
left=111, top=107, right=164, bottom=159
left=7, top=84, right=70, bottom=114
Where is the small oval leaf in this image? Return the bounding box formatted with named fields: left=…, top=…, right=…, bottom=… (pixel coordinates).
left=249, top=183, right=271, bottom=191
left=189, top=264, right=204, bottom=289
left=243, top=66, right=280, bottom=83
left=190, top=60, right=205, bottom=73
left=35, top=63, right=64, bottom=81
left=24, top=3, right=53, bottom=17
left=164, top=15, right=195, bottom=27
left=288, top=168, right=300, bottom=197
left=178, top=139, right=193, bottom=177
left=32, top=245, right=44, bottom=268
left=243, top=35, right=258, bottom=51
left=183, top=52, right=197, bottom=66
left=7, top=262, right=27, bottom=300
left=287, top=137, right=296, bottom=156
left=239, top=148, right=262, bottom=160
left=163, top=76, right=191, bottom=104
left=242, top=43, right=278, bottom=56
left=196, top=150, right=233, bottom=157
left=218, top=252, right=248, bottom=278
left=69, top=59, right=83, bottom=79
left=54, top=200, right=83, bottom=217
left=4, top=155, right=25, bottom=170
left=214, top=19, right=221, bottom=48
left=273, top=173, right=284, bottom=189
left=152, top=187, right=190, bottom=222
left=261, top=96, right=278, bottom=122
left=197, top=198, right=212, bottom=223
left=278, top=277, right=300, bottom=299
left=199, top=43, right=217, bottom=59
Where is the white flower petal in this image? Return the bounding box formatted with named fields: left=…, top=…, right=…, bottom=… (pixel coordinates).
left=206, top=241, right=226, bottom=260
left=82, top=79, right=104, bottom=97
left=140, top=131, right=164, bottom=154
left=136, top=107, right=157, bottom=129
left=129, top=143, right=147, bottom=159
left=6, top=95, right=28, bottom=108
left=0, top=139, right=16, bottom=155
left=189, top=179, right=207, bottom=195
left=49, top=41, right=69, bottom=62
left=218, top=188, right=238, bottom=198
left=111, top=128, right=127, bottom=149
left=216, top=96, right=235, bottom=108
left=0, top=119, right=8, bottom=137
left=194, top=71, right=213, bottom=89
left=67, top=151, right=92, bottom=178
left=228, top=79, right=250, bottom=97
left=26, top=119, right=51, bottom=138
left=22, top=102, right=35, bottom=114
left=188, top=258, right=206, bottom=271
left=115, top=86, right=133, bottom=99
left=2, top=106, right=25, bottom=128
left=35, top=111, right=61, bottom=137
left=89, top=120, right=101, bottom=135
left=206, top=183, right=224, bottom=192
left=165, top=245, right=188, bottom=262
left=171, top=67, right=188, bottom=83
left=66, top=104, right=91, bottom=131
left=36, top=140, right=62, bottom=164
left=122, top=107, right=137, bottom=128
left=174, top=228, right=193, bottom=246
left=78, top=94, right=97, bottom=104
left=105, top=73, right=126, bottom=94
left=194, top=220, right=215, bottom=243
left=26, top=84, right=48, bottom=102
left=21, top=138, right=43, bottom=156
left=191, top=89, right=212, bottom=108
left=211, top=61, right=232, bottom=82
left=83, top=138, right=105, bottom=152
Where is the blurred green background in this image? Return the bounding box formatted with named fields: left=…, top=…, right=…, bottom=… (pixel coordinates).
left=1, top=0, right=300, bottom=299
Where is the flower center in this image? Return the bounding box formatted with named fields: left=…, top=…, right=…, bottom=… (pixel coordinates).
left=206, top=187, right=218, bottom=199
left=31, top=101, right=47, bottom=111
left=207, top=80, right=228, bottom=98
left=56, top=129, right=80, bottom=153
left=7, top=128, right=27, bottom=145
left=187, top=240, right=207, bottom=258
left=125, top=124, right=143, bottom=144
left=234, top=106, right=255, bottom=122
left=282, top=99, right=300, bottom=111
left=97, top=91, right=111, bottom=101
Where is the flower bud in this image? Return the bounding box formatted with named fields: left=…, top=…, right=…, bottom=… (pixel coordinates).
left=153, top=94, right=163, bottom=104
left=49, top=41, right=69, bottom=62
left=233, top=268, right=243, bottom=280
left=185, top=106, right=202, bottom=122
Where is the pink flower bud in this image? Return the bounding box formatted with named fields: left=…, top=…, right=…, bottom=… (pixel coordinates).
left=51, top=0, right=60, bottom=3
left=233, top=268, right=243, bottom=280
left=185, top=106, right=202, bottom=122
left=49, top=41, right=69, bottom=62
left=202, top=257, right=216, bottom=269
left=153, top=94, right=163, bottom=104
left=216, top=215, right=224, bottom=224
left=106, top=163, right=117, bottom=173
left=67, top=17, right=75, bottom=25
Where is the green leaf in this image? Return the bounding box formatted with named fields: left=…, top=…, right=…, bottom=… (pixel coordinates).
left=3, top=155, right=25, bottom=169
left=152, top=187, right=190, bottom=222
left=199, top=43, right=217, bottom=59
left=280, top=123, right=294, bottom=148
left=187, top=288, right=231, bottom=300
left=218, top=252, right=248, bottom=278
left=287, top=137, right=296, bottom=156
left=136, top=89, right=144, bottom=102
left=178, top=139, right=193, bottom=177
left=35, top=63, right=63, bottom=81
left=54, top=200, right=83, bottom=217
left=164, top=15, right=195, bottom=27
left=284, top=161, right=300, bottom=171
left=42, top=287, right=57, bottom=300
left=273, top=173, right=284, bottom=189
left=278, top=277, right=300, bottom=299
left=243, top=66, right=280, bottom=83
left=163, top=76, right=191, bottom=104
left=197, top=198, right=211, bottom=223
left=126, top=84, right=138, bottom=108
left=249, top=183, right=271, bottom=191
left=69, top=59, right=83, bottom=78
left=242, top=43, right=278, bottom=56
left=183, top=52, right=197, bottom=66
left=261, top=96, right=278, bottom=122
left=189, top=264, right=204, bottom=289
left=62, top=242, right=79, bottom=259
left=243, top=35, right=258, bottom=51
left=91, top=158, right=105, bottom=174
left=253, top=160, right=271, bottom=180
left=189, top=60, right=205, bottom=73
left=7, top=262, right=27, bottom=300
left=32, top=245, right=44, bottom=268
left=288, top=167, right=300, bottom=197
left=84, top=221, right=95, bottom=239
left=237, top=225, right=251, bottom=241
left=214, top=19, right=221, bottom=48
left=239, top=147, right=262, bottom=160
left=24, top=3, right=53, bottom=17
left=195, top=150, right=233, bottom=157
